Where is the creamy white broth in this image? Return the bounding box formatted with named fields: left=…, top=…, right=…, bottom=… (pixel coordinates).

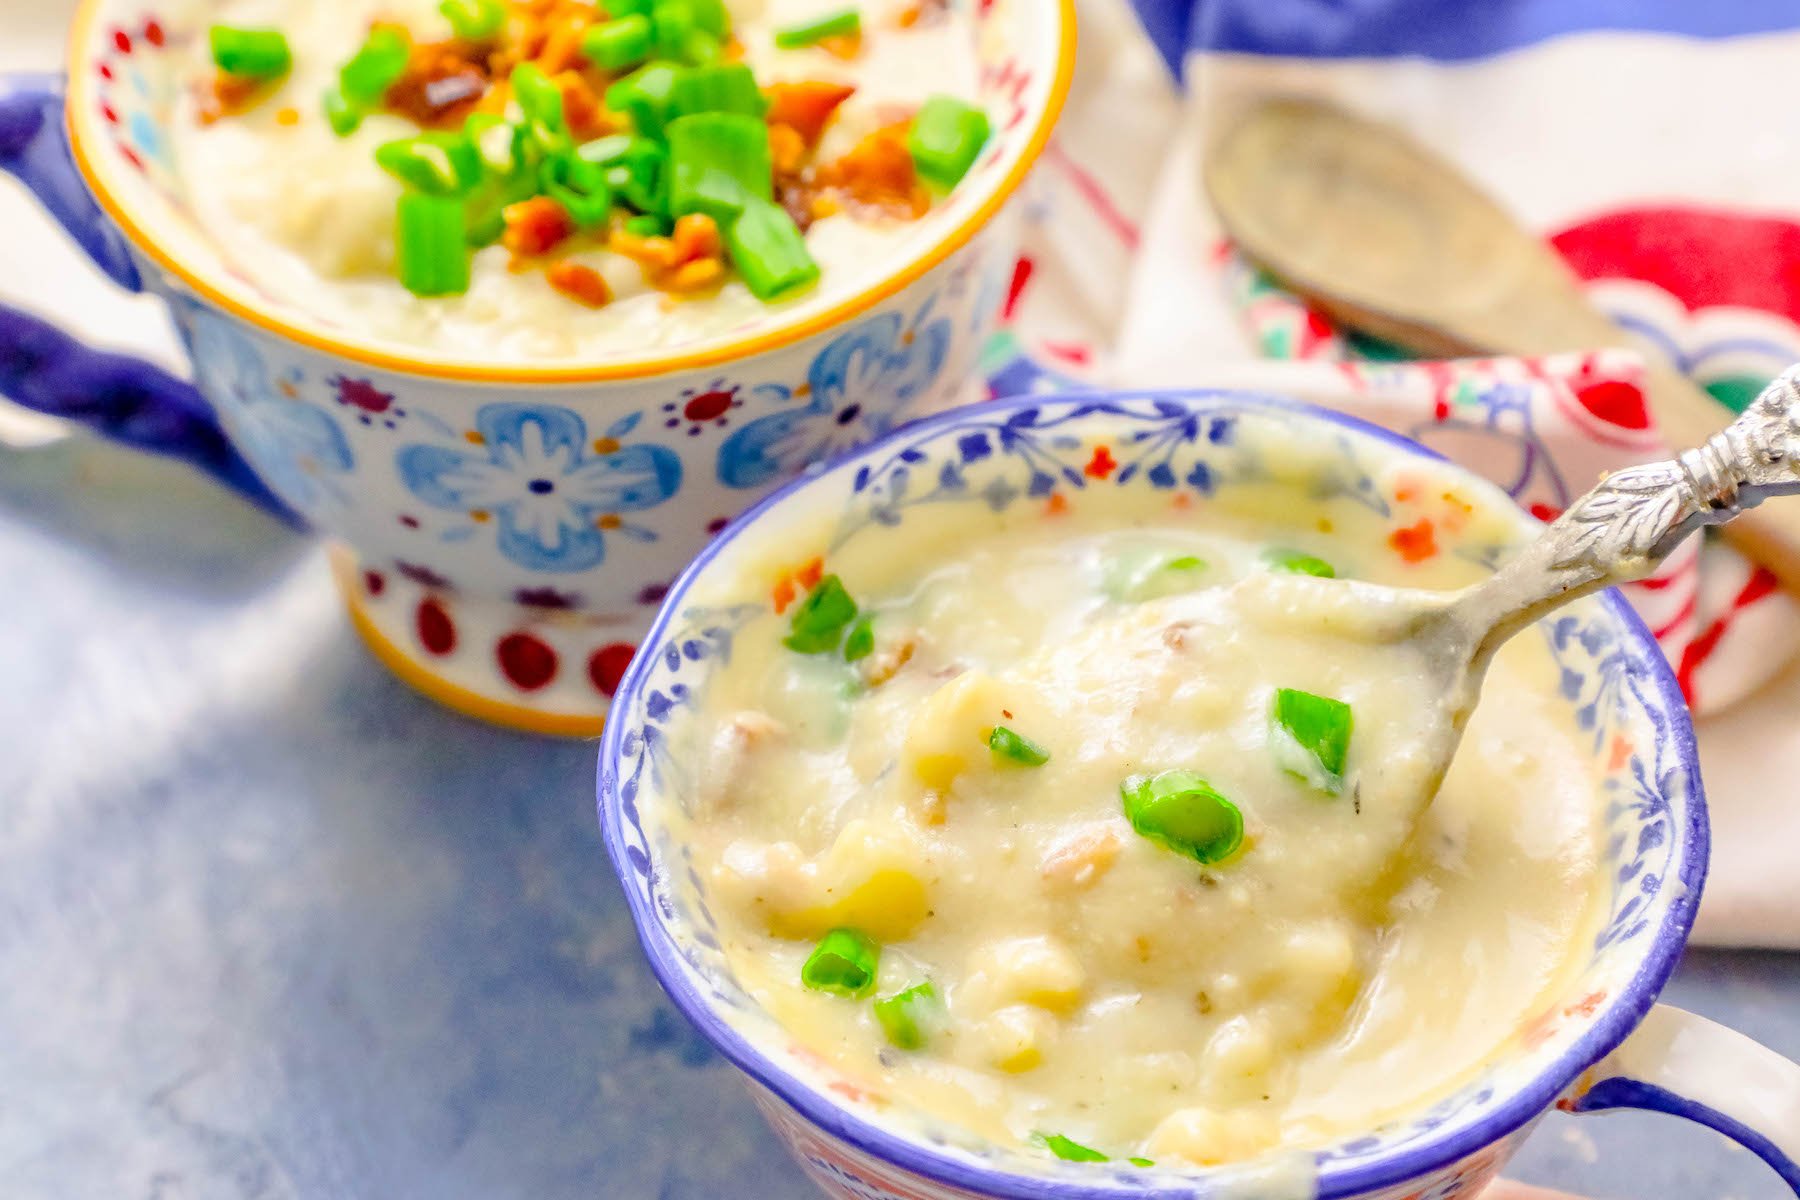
left=674, top=482, right=1604, bottom=1167
left=170, top=0, right=980, bottom=361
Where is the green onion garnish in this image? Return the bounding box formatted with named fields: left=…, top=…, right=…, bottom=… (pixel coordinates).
left=681, top=30, right=724, bottom=63
left=606, top=0, right=654, bottom=13
left=843, top=615, right=875, bottom=663
left=510, top=62, right=570, bottom=156
left=465, top=112, right=527, bottom=177
left=727, top=198, right=820, bottom=301
left=801, top=928, right=879, bottom=997
left=581, top=134, right=668, bottom=213
left=339, top=26, right=411, bottom=105
left=774, top=6, right=862, bottom=49
left=685, top=0, right=732, bottom=37
left=784, top=574, right=857, bottom=653
left=540, top=151, right=613, bottom=227
left=1264, top=547, right=1336, bottom=578
left=1036, top=1133, right=1110, bottom=1163
left=907, top=94, right=991, bottom=190
left=1127, top=1158, right=1155, bottom=1168
left=583, top=14, right=654, bottom=71
left=1270, top=687, right=1353, bottom=795
left=439, top=0, right=506, bottom=41
left=987, top=725, right=1049, bottom=766
left=375, top=132, right=483, bottom=195
left=872, top=981, right=940, bottom=1050
left=323, top=86, right=363, bottom=136
left=667, top=111, right=773, bottom=222
left=1120, top=769, right=1244, bottom=864
left=623, top=212, right=672, bottom=236
left=209, top=27, right=292, bottom=81
left=651, top=0, right=698, bottom=59
left=396, top=191, right=472, bottom=297
left=605, top=61, right=682, bottom=139
left=1111, top=551, right=1207, bottom=602
left=671, top=63, right=770, bottom=119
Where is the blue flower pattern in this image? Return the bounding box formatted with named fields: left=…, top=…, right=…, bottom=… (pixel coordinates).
left=716, top=306, right=952, bottom=490
left=179, top=306, right=354, bottom=512
left=398, top=404, right=681, bottom=573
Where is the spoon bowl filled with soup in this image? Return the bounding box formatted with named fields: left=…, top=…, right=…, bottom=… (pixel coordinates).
left=601, top=391, right=1800, bottom=1199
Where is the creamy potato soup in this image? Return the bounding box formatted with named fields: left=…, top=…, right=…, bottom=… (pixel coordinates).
left=672, top=472, right=1605, bottom=1168
left=174, top=0, right=985, bottom=359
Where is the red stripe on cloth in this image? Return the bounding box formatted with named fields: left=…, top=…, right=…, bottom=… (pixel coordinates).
left=1650, top=592, right=1697, bottom=640
left=1675, top=567, right=1781, bottom=700
left=1044, top=141, right=1141, bottom=250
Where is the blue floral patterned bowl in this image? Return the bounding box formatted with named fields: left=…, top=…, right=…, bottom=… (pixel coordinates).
left=0, top=0, right=1073, bottom=735
left=600, top=391, right=1800, bottom=1200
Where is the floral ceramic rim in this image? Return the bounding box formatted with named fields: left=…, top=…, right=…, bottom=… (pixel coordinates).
left=597, top=389, right=1707, bottom=1199
left=61, top=0, right=1075, bottom=384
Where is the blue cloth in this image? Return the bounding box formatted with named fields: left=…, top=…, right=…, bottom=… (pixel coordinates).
left=1131, top=0, right=1800, bottom=76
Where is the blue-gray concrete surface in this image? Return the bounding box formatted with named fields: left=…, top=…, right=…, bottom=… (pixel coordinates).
left=4, top=436, right=1793, bottom=1199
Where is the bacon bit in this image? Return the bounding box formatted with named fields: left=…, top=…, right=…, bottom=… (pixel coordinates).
left=764, top=81, right=857, bottom=145
left=546, top=260, right=612, bottom=307
left=274, top=105, right=300, bottom=126
left=670, top=213, right=723, bottom=263
left=815, top=122, right=930, bottom=219
left=858, top=635, right=916, bottom=687
left=503, top=196, right=576, bottom=257
left=1389, top=518, right=1438, bottom=564
left=667, top=257, right=725, bottom=293
left=810, top=193, right=843, bottom=220
left=533, top=13, right=589, bottom=74
left=817, top=32, right=864, bottom=59
left=776, top=182, right=818, bottom=232
left=769, top=122, right=808, bottom=176
left=195, top=72, right=266, bottom=124
left=384, top=38, right=493, bottom=128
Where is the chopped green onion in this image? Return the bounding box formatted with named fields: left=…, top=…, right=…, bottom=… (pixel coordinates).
left=681, top=30, right=724, bottom=63
left=651, top=0, right=698, bottom=59
left=464, top=199, right=506, bottom=247
left=843, top=615, right=875, bottom=663
left=685, top=0, right=732, bottom=37
left=439, top=0, right=506, bottom=41
left=465, top=112, right=528, bottom=177
left=606, top=0, right=654, bottom=13
left=511, top=61, right=566, bottom=130
left=1036, top=1133, right=1110, bottom=1163
left=583, top=15, right=654, bottom=71
left=623, top=212, right=672, bottom=236
left=1127, top=1158, right=1156, bottom=1168
left=605, top=61, right=682, bottom=139
left=987, top=725, right=1049, bottom=766
left=323, top=86, right=363, bottom=136
left=340, top=26, right=411, bottom=105
left=727, top=198, right=820, bottom=300
left=873, top=981, right=941, bottom=1050
left=375, top=132, right=483, bottom=195
left=801, top=928, right=879, bottom=997
left=396, top=191, right=472, bottom=297
left=774, top=7, right=862, bottom=49
left=671, top=63, right=769, bottom=118
left=209, top=27, right=292, bottom=81
left=1264, top=547, right=1336, bottom=578
left=666, top=111, right=772, bottom=222
left=608, top=138, right=668, bottom=212
left=578, top=133, right=636, bottom=165
left=1120, top=769, right=1244, bottom=865
left=540, top=151, right=614, bottom=228
left=1110, top=551, right=1207, bottom=602
left=784, top=574, right=857, bottom=653
left=1271, top=687, right=1353, bottom=795
left=907, top=94, right=991, bottom=190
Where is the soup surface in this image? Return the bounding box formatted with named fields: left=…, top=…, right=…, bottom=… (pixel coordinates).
left=173, top=0, right=983, bottom=360
left=672, top=476, right=1604, bottom=1168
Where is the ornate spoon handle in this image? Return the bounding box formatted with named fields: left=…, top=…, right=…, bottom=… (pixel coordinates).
left=1449, top=367, right=1800, bottom=658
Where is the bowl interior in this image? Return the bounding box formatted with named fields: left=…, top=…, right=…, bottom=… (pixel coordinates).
left=65, top=0, right=1071, bottom=377
left=600, top=391, right=1705, bottom=1199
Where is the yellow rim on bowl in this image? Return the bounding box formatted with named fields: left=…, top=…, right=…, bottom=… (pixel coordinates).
left=64, top=0, right=1077, bottom=385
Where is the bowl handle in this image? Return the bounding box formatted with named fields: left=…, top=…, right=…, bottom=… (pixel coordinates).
left=0, top=72, right=296, bottom=523
left=1568, top=1003, right=1800, bottom=1192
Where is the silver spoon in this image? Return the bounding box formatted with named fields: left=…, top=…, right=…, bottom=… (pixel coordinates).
left=1246, top=367, right=1800, bottom=807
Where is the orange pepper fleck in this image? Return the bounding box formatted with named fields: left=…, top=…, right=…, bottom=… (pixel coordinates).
left=772, top=577, right=797, bottom=614
left=503, top=197, right=577, bottom=257
left=797, top=557, right=824, bottom=589
left=545, top=260, right=612, bottom=308
left=763, top=81, right=857, bottom=145
left=1389, top=519, right=1437, bottom=563
left=817, top=32, right=864, bottom=59
left=667, top=258, right=725, bottom=293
